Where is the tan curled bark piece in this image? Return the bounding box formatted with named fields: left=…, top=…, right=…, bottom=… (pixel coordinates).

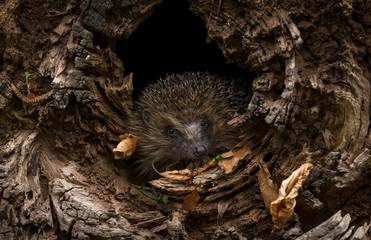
left=270, top=163, right=313, bottom=231
left=113, top=133, right=137, bottom=160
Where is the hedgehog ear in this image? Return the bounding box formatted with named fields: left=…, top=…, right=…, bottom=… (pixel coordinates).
left=142, top=108, right=150, bottom=125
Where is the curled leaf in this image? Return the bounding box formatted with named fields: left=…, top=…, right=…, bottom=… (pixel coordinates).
left=182, top=188, right=200, bottom=211
left=159, top=141, right=251, bottom=181
left=218, top=141, right=251, bottom=174
left=113, top=133, right=137, bottom=159
left=256, top=161, right=278, bottom=209
left=159, top=169, right=193, bottom=181
left=159, top=156, right=218, bottom=181
left=270, top=163, right=313, bottom=231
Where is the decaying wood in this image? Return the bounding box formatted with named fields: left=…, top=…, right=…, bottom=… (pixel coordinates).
left=297, top=210, right=371, bottom=240
left=0, top=0, right=370, bottom=239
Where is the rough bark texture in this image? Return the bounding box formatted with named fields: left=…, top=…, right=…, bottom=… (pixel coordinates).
left=0, top=0, right=370, bottom=239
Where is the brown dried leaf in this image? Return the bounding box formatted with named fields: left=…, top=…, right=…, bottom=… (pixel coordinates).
left=113, top=133, right=138, bottom=159
left=193, top=158, right=218, bottom=174
left=256, top=161, right=278, bottom=208
left=270, top=163, right=313, bottom=230
left=159, top=169, right=193, bottom=181
left=219, top=141, right=251, bottom=174
left=182, top=188, right=200, bottom=211
left=160, top=156, right=218, bottom=181
left=159, top=141, right=250, bottom=181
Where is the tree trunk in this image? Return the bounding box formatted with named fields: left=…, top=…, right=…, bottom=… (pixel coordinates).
left=0, top=0, right=370, bottom=239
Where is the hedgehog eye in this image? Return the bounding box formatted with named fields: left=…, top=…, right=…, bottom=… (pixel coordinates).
left=201, top=120, right=207, bottom=127
left=168, top=127, right=176, bottom=136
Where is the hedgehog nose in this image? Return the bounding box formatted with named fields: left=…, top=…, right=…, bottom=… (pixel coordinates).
left=193, top=143, right=206, bottom=157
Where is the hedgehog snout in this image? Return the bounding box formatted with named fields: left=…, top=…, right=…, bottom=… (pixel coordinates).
left=193, top=143, right=206, bottom=157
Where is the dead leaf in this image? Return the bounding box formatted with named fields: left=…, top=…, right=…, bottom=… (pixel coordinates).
left=219, top=141, right=251, bottom=174
left=159, top=141, right=250, bottom=181
left=113, top=133, right=138, bottom=159
left=217, top=199, right=232, bottom=224
left=182, top=188, right=200, bottom=211
left=159, top=156, right=218, bottom=181
left=270, top=163, right=313, bottom=230
left=256, top=161, right=278, bottom=208
left=159, top=169, right=193, bottom=181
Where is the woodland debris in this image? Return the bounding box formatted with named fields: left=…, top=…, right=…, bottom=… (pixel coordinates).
left=113, top=133, right=137, bottom=160
left=149, top=178, right=196, bottom=197
left=296, top=210, right=371, bottom=240
left=335, top=148, right=371, bottom=188
left=218, top=141, right=251, bottom=174
left=50, top=166, right=149, bottom=239
left=256, top=161, right=278, bottom=208
left=271, top=163, right=313, bottom=231
left=217, top=199, right=232, bottom=225
left=181, top=188, right=200, bottom=211
left=157, top=140, right=251, bottom=182
left=321, top=129, right=335, bottom=150
left=166, top=211, right=188, bottom=240
left=158, top=168, right=193, bottom=182
left=11, top=83, right=52, bottom=103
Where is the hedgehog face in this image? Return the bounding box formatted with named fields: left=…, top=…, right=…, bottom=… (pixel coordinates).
left=163, top=118, right=214, bottom=170
left=136, top=105, right=239, bottom=175
left=128, top=72, right=247, bottom=179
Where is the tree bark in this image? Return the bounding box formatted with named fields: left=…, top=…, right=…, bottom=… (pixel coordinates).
left=0, top=0, right=370, bottom=239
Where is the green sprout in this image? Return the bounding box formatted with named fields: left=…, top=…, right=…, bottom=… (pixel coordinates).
left=161, top=195, right=169, bottom=204
left=24, top=72, right=30, bottom=88
left=11, top=72, right=50, bottom=103
left=215, top=154, right=224, bottom=164
left=132, top=184, right=169, bottom=204
left=344, top=63, right=352, bottom=75
left=23, top=72, right=37, bottom=99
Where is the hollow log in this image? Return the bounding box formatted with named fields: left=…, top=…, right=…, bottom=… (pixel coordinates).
left=0, top=0, right=370, bottom=239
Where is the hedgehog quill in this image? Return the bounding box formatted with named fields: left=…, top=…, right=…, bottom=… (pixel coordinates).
left=127, top=72, right=248, bottom=180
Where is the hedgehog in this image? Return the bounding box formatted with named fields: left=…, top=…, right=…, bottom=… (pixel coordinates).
left=127, top=72, right=248, bottom=180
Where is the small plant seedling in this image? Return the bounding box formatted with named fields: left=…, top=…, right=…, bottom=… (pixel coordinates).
left=24, top=72, right=37, bottom=99
left=215, top=154, right=224, bottom=164
left=344, top=63, right=352, bottom=75
left=131, top=184, right=169, bottom=204
left=161, top=194, right=169, bottom=204
left=11, top=72, right=51, bottom=103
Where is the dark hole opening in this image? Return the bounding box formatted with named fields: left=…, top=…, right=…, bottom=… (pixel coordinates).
left=27, top=190, right=33, bottom=200
left=263, top=152, right=274, bottom=162
left=116, top=0, right=254, bottom=100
